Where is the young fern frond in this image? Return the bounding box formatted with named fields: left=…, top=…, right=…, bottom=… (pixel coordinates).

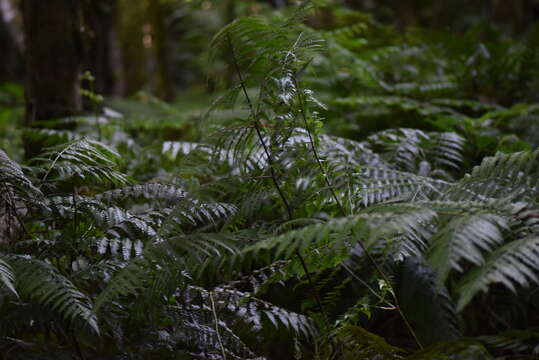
left=210, top=7, right=320, bottom=82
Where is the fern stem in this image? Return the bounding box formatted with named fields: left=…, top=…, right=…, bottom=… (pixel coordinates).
left=227, top=35, right=331, bottom=329
left=40, top=140, right=78, bottom=187
left=210, top=291, right=227, bottom=360
left=292, top=74, right=424, bottom=349
left=292, top=76, right=346, bottom=216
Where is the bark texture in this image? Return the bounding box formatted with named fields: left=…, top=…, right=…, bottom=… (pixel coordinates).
left=22, top=0, right=83, bottom=158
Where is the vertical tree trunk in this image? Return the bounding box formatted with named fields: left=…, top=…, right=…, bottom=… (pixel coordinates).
left=148, top=0, right=173, bottom=100
left=22, top=0, right=83, bottom=159
left=82, top=0, right=122, bottom=97
left=117, top=0, right=147, bottom=96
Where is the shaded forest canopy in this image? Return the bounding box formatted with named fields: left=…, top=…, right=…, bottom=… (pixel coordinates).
left=1, top=0, right=539, bottom=359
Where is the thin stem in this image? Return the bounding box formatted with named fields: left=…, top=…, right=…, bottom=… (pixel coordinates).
left=210, top=291, right=227, bottom=360
left=227, top=35, right=330, bottom=328
left=293, top=75, right=423, bottom=349
left=40, top=141, right=78, bottom=188
left=292, top=77, right=346, bottom=216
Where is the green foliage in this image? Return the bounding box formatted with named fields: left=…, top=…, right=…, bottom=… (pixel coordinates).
left=1, top=2, right=539, bottom=359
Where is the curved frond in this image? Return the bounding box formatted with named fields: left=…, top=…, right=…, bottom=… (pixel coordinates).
left=427, top=212, right=508, bottom=282
left=0, top=149, right=42, bottom=205
left=456, top=235, right=539, bottom=311
left=446, top=150, right=539, bottom=201
left=36, top=138, right=129, bottom=186
left=9, top=256, right=99, bottom=333
left=0, top=255, right=17, bottom=296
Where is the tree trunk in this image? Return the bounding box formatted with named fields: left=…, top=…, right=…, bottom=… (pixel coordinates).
left=82, top=0, right=122, bottom=97
left=148, top=0, right=173, bottom=100
left=22, top=0, right=83, bottom=159
left=117, top=0, right=147, bottom=96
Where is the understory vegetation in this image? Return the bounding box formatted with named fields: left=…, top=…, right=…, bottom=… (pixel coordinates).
left=2, top=2, right=539, bottom=359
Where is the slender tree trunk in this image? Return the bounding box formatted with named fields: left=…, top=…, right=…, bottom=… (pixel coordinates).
left=148, top=0, right=173, bottom=100
left=82, top=0, right=122, bottom=97
left=117, top=0, right=147, bottom=96
left=22, top=0, right=83, bottom=159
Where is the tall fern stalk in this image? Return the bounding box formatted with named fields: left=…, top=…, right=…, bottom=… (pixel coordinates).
left=227, top=34, right=331, bottom=328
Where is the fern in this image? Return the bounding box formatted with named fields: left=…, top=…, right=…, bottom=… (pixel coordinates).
left=0, top=255, right=17, bottom=296
left=0, top=149, right=43, bottom=205
left=445, top=150, right=539, bottom=202
left=456, top=235, right=539, bottom=311
left=8, top=255, right=99, bottom=334
left=426, top=212, right=508, bottom=282
left=35, top=138, right=129, bottom=186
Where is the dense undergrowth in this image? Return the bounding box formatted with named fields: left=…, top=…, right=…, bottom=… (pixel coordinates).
left=2, top=3, right=539, bottom=359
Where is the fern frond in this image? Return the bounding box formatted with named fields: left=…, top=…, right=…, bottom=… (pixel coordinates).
left=174, top=308, right=260, bottom=360
left=36, top=138, right=129, bottom=186
left=427, top=212, right=508, bottom=282
left=446, top=150, right=539, bottom=202
left=331, top=325, right=404, bottom=360
left=357, top=167, right=449, bottom=207
left=9, top=255, right=99, bottom=333
left=478, top=329, right=539, bottom=357
left=184, top=285, right=316, bottom=339
left=162, top=141, right=203, bottom=159
left=94, top=230, right=239, bottom=312
left=397, top=257, right=461, bottom=344
left=208, top=208, right=437, bottom=279
left=0, top=149, right=42, bottom=204
left=96, top=237, right=144, bottom=260
left=366, top=128, right=465, bottom=175
left=456, top=235, right=539, bottom=311
left=93, top=252, right=158, bottom=313
left=0, top=255, right=17, bottom=296
left=167, top=200, right=238, bottom=228
left=96, top=183, right=187, bottom=210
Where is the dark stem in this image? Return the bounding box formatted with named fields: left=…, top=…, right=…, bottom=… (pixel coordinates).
left=292, top=74, right=423, bottom=349
left=71, top=331, right=85, bottom=360
left=227, top=35, right=330, bottom=328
